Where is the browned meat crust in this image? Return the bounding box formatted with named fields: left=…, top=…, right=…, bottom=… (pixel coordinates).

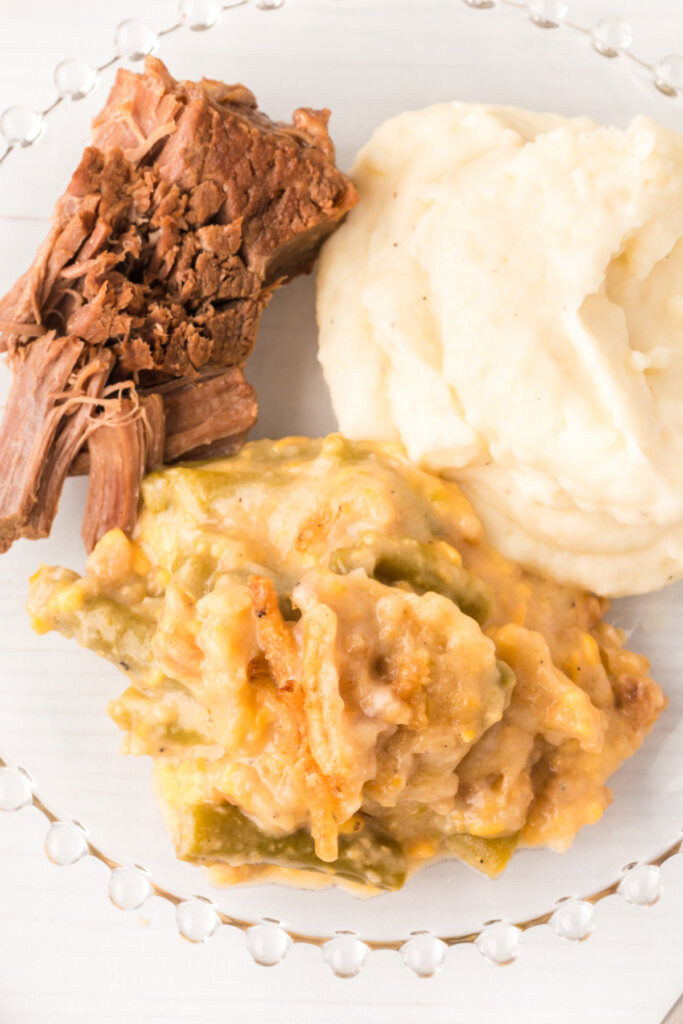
left=0, top=57, right=356, bottom=551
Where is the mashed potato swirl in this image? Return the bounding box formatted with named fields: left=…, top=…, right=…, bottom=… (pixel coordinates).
left=317, top=103, right=683, bottom=596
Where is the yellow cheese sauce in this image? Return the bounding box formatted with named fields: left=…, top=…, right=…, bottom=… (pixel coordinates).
left=27, top=435, right=667, bottom=891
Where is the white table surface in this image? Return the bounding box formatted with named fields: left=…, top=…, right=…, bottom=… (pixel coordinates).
left=1, top=1, right=683, bottom=1021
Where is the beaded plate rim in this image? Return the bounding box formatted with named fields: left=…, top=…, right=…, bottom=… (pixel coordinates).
left=1, top=0, right=683, bottom=159
left=1, top=754, right=681, bottom=975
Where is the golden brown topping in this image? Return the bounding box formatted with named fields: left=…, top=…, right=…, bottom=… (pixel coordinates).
left=248, top=575, right=299, bottom=691
left=613, top=674, right=668, bottom=733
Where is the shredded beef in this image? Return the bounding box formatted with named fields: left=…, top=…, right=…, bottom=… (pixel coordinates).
left=71, top=366, right=257, bottom=477
left=156, top=368, right=257, bottom=463
left=0, top=57, right=356, bottom=551
left=142, top=393, right=166, bottom=471
left=0, top=333, right=84, bottom=552
left=81, top=398, right=147, bottom=554
left=24, top=349, right=115, bottom=541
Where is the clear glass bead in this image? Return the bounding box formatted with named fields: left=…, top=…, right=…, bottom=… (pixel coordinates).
left=323, top=932, right=369, bottom=978
left=590, top=17, right=633, bottom=58
left=400, top=932, right=446, bottom=977
left=44, top=822, right=88, bottom=866
left=619, top=864, right=662, bottom=906
left=0, top=106, right=45, bottom=147
left=464, top=0, right=496, bottom=9
left=179, top=0, right=221, bottom=30
left=176, top=898, right=221, bottom=943
left=53, top=59, right=98, bottom=100
left=114, top=20, right=158, bottom=61
left=526, top=0, right=567, bottom=29
left=475, top=921, right=521, bottom=965
left=0, top=766, right=33, bottom=811
left=551, top=899, right=594, bottom=942
left=254, top=0, right=285, bottom=9
left=654, top=55, right=683, bottom=96
left=246, top=920, right=291, bottom=966
left=108, top=867, right=152, bottom=911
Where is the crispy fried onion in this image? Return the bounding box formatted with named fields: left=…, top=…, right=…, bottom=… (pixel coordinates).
left=247, top=575, right=344, bottom=862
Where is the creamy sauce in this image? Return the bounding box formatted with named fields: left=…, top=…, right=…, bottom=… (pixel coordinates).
left=28, top=436, right=667, bottom=890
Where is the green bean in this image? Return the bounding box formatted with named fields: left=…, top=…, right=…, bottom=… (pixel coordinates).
left=109, top=687, right=212, bottom=753
left=442, top=832, right=518, bottom=877
left=496, top=660, right=516, bottom=692
left=28, top=569, right=156, bottom=677
left=173, top=555, right=215, bottom=601
left=141, top=466, right=289, bottom=519
left=329, top=533, right=493, bottom=623
left=177, top=802, right=408, bottom=891
left=277, top=594, right=301, bottom=622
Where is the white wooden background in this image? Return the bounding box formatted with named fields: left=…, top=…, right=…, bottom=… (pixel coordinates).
left=1, top=1, right=683, bottom=1022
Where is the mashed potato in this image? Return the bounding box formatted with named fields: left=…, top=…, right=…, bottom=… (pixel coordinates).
left=316, top=103, right=683, bottom=597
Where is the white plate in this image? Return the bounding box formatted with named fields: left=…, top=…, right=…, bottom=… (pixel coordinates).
left=1, top=0, right=682, bottom=974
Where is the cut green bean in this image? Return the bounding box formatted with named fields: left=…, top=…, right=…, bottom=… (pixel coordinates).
left=496, top=660, right=516, bottom=692
left=442, top=832, right=519, bottom=878
left=329, top=533, right=493, bottom=623
left=177, top=802, right=408, bottom=891
left=28, top=568, right=156, bottom=677
left=109, top=687, right=212, bottom=753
